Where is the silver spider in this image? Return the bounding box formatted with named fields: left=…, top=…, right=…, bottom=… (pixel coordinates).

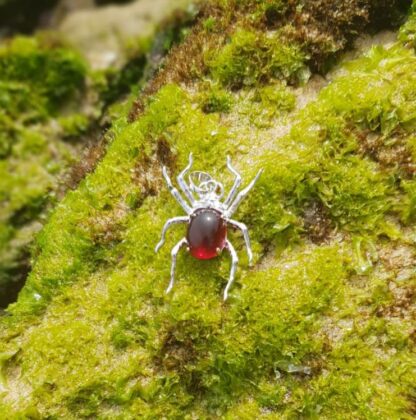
left=155, top=153, right=262, bottom=300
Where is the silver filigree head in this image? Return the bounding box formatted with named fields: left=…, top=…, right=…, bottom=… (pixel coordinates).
left=189, top=171, right=224, bottom=200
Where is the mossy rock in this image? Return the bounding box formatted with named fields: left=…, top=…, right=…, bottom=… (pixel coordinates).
left=0, top=35, right=88, bottom=307
left=0, top=3, right=195, bottom=307
left=0, top=0, right=415, bottom=418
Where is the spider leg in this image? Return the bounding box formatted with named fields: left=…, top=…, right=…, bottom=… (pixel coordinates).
left=162, top=166, right=192, bottom=214
left=155, top=216, right=189, bottom=253
left=227, top=219, right=253, bottom=265
left=177, top=153, right=195, bottom=204
left=226, top=169, right=263, bottom=218
left=223, top=239, right=239, bottom=301
left=224, top=156, right=242, bottom=207
left=166, top=238, right=188, bottom=295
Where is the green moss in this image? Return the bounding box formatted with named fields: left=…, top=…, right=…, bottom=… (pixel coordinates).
left=1, top=1, right=416, bottom=418
left=400, top=179, right=416, bottom=223
left=272, top=44, right=416, bottom=235
left=199, top=84, right=233, bottom=113
left=202, top=16, right=218, bottom=32
left=309, top=156, right=393, bottom=232
left=0, top=36, right=86, bottom=115
left=208, top=28, right=309, bottom=88
left=0, top=36, right=88, bottom=306
left=0, top=4, right=204, bottom=305
left=0, top=124, right=72, bottom=300
left=320, top=45, right=416, bottom=134
left=399, top=0, right=416, bottom=48
left=252, top=83, right=296, bottom=111
left=5, top=83, right=234, bottom=315
left=58, top=114, right=90, bottom=138
left=233, top=82, right=296, bottom=128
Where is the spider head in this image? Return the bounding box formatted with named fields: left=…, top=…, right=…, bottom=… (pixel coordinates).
left=189, top=171, right=224, bottom=201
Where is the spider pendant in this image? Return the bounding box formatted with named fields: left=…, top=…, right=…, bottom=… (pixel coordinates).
left=155, top=154, right=263, bottom=300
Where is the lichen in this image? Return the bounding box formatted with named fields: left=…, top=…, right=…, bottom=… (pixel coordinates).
left=0, top=0, right=415, bottom=418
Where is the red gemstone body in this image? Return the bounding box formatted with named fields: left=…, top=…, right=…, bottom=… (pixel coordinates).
left=187, top=209, right=227, bottom=260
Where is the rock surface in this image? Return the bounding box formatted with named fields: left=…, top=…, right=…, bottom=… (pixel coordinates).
left=58, top=0, right=192, bottom=69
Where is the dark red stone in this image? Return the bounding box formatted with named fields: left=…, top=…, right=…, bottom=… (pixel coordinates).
left=187, top=209, right=227, bottom=260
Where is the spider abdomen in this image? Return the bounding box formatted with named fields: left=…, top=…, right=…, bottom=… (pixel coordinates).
left=187, top=209, right=227, bottom=260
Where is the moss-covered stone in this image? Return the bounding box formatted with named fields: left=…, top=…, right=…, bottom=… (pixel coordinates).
left=0, top=2, right=197, bottom=307
left=0, top=0, right=415, bottom=418
left=0, top=36, right=88, bottom=307
left=0, top=36, right=86, bottom=110
left=130, top=0, right=412, bottom=119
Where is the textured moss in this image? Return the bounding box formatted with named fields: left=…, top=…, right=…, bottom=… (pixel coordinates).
left=0, top=36, right=88, bottom=306
left=0, top=36, right=86, bottom=113
left=0, top=1, right=415, bottom=418
left=208, top=28, right=309, bottom=88
left=400, top=0, right=416, bottom=48
left=234, top=82, right=296, bottom=128
left=0, top=8, right=196, bottom=306
left=199, top=84, right=233, bottom=113
left=130, top=0, right=411, bottom=119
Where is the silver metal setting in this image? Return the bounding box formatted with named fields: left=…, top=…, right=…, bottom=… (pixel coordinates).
left=155, top=153, right=263, bottom=300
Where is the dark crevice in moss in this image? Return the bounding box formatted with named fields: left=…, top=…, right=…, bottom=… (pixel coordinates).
left=100, top=55, right=148, bottom=108
left=302, top=200, right=332, bottom=244
left=129, top=1, right=232, bottom=120
left=98, top=7, right=196, bottom=110
left=60, top=129, right=110, bottom=193
left=0, top=0, right=144, bottom=37
left=353, top=126, right=415, bottom=178
left=0, top=249, right=31, bottom=308
left=288, top=0, right=411, bottom=72
left=141, top=8, right=199, bottom=83
left=369, top=0, right=412, bottom=30
left=8, top=197, right=49, bottom=229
